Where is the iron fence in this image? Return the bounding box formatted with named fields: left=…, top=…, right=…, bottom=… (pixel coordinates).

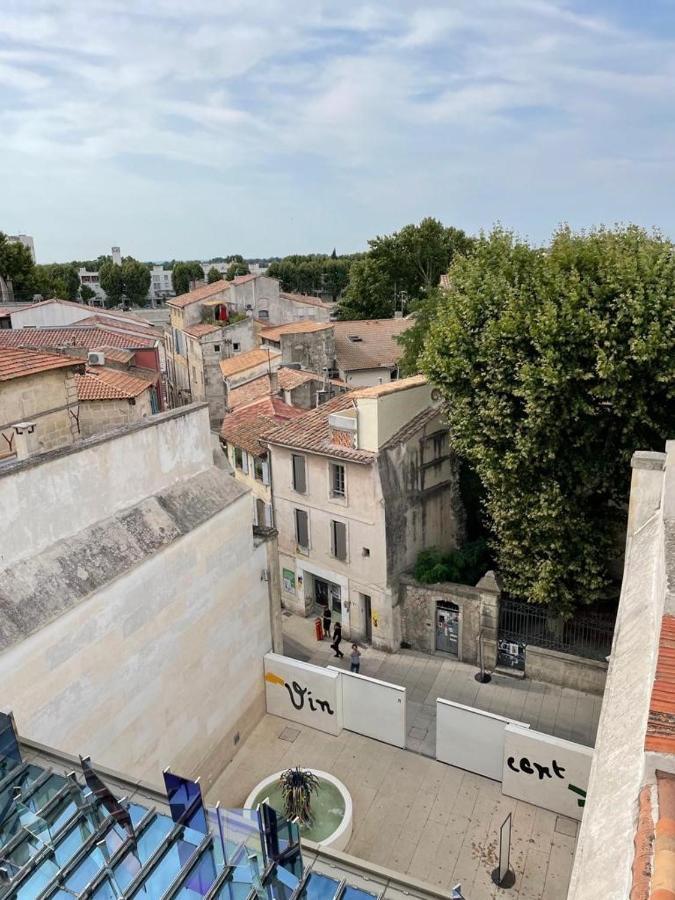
left=498, top=598, right=615, bottom=667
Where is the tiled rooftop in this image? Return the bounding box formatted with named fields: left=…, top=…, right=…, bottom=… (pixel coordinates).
left=220, top=396, right=304, bottom=456
left=279, top=292, right=332, bottom=309
left=75, top=367, right=154, bottom=401
left=266, top=394, right=376, bottom=464
left=167, top=279, right=230, bottom=309
left=219, top=348, right=280, bottom=378
left=0, top=347, right=83, bottom=382
left=351, top=374, right=427, bottom=398
left=259, top=321, right=332, bottom=343
left=333, top=318, right=413, bottom=372
left=277, top=367, right=324, bottom=390
left=182, top=322, right=222, bottom=339
left=0, top=326, right=157, bottom=351
left=646, top=615, right=675, bottom=754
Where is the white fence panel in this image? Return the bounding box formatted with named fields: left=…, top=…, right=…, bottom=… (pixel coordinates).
left=436, top=699, right=529, bottom=780
left=264, top=653, right=342, bottom=736
left=329, top=667, right=406, bottom=748
left=502, top=724, right=593, bottom=820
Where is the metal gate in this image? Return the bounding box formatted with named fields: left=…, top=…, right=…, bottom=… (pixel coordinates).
left=436, top=601, right=459, bottom=656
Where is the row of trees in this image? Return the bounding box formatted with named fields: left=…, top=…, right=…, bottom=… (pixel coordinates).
left=267, top=253, right=359, bottom=302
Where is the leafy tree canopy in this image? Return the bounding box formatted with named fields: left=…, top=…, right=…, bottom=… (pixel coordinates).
left=98, top=260, right=125, bottom=305
left=0, top=232, right=35, bottom=301
left=172, top=261, right=204, bottom=296
left=207, top=266, right=222, bottom=283
left=121, top=259, right=151, bottom=305
left=421, top=225, right=675, bottom=616
left=337, top=218, right=473, bottom=320
left=267, top=253, right=360, bottom=301
left=80, top=284, right=97, bottom=303
left=31, top=263, right=81, bottom=302
left=226, top=260, right=250, bottom=280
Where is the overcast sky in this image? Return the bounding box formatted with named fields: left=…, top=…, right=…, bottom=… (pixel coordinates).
left=2, top=1, right=674, bottom=262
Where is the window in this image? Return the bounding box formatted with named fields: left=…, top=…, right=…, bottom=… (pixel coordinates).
left=292, top=454, right=306, bottom=493
left=331, top=520, right=347, bottom=561
left=254, top=456, right=264, bottom=481
left=362, top=547, right=370, bottom=557
left=258, top=309, right=269, bottom=319
left=330, top=463, right=345, bottom=498
left=295, top=509, right=309, bottom=550
left=233, top=342, right=240, bottom=352
left=234, top=447, right=244, bottom=469
left=214, top=344, right=220, bottom=352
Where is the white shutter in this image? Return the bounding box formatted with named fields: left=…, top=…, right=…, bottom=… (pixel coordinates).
left=264, top=504, right=273, bottom=527
left=262, top=459, right=270, bottom=485
left=242, top=452, right=249, bottom=474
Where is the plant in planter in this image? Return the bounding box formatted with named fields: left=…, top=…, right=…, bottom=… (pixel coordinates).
left=279, top=767, right=319, bottom=825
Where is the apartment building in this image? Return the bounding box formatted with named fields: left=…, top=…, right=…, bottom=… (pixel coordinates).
left=266, top=375, right=464, bottom=650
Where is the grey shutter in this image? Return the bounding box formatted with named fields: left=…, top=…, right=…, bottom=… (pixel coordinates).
left=262, top=459, right=270, bottom=485
left=332, top=521, right=347, bottom=560
left=296, top=510, right=308, bottom=548
left=264, top=504, right=273, bottom=527
left=292, top=455, right=306, bottom=492
left=242, top=452, right=249, bottom=474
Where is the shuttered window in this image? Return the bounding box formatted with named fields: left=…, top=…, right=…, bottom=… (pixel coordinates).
left=295, top=509, right=309, bottom=549
left=331, top=520, right=347, bottom=561
left=292, top=455, right=306, bottom=493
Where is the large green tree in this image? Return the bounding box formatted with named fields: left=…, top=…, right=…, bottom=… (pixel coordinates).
left=421, top=225, right=674, bottom=616
left=226, top=260, right=250, bottom=280
left=172, top=261, right=204, bottom=295
left=99, top=260, right=125, bottom=305
left=121, top=259, right=151, bottom=305
left=207, top=266, right=222, bottom=284
left=267, top=254, right=358, bottom=300
left=337, top=219, right=472, bottom=320
left=31, top=263, right=80, bottom=301
left=0, top=232, right=35, bottom=301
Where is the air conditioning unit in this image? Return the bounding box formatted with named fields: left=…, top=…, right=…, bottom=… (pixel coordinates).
left=87, top=351, right=105, bottom=366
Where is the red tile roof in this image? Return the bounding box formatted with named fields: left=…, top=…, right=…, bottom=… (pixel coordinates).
left=220, top=348, right=280, bottom=378
left=0, top=347, right=83, bottom=382
left=220, top=396, right=304, bottom=456
left=70, top=313, right=158, bottom=335
left=279, top=291, right=332, bottom=309
left=183, top=323, right=222, bottom=339
left=259, top=321, right=332, bottom=342
left=75, top=366, right=154, bottom=401
left=228, top=374, right=272, bottom=409
left=646, top=616, right=675, bottom=754
left=351, top=374, right=427, bottom=398
left=333, top=318, right=413, bottom=372
left=91, top=346, right=135, bottom=364
left=277, top=367, right=324, bottom=390
left=231, top=273, right=257, bottom=285
left=0, top=326, right=157, bottom=351
left=266, top=393, right=376, bottom=464
left=167, top=280, right=230, bottom=309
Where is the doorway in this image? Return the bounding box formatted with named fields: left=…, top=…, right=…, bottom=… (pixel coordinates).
left=361, top=593, right=372, bottom=643
left=313, top=577, right=341, bottom=626
left=436, top=601, right=459, bottom=656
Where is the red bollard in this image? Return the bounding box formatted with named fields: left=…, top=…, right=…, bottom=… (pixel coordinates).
left=314, top=618, right=324, bottom=641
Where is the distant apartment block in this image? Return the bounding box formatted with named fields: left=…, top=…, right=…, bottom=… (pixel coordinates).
left=266, top=375, right=464, bottom=650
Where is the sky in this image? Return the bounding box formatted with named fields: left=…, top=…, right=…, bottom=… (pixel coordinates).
left=1, top=0, right=674, bottom=262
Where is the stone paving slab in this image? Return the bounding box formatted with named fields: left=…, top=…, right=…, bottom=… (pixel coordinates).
left=207, top=713, right=578, bottom=900
left=283, top=614, right=600, bottom=752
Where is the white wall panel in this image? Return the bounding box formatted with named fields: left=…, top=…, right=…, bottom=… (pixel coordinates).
left=264, top=653, right=342, bottom=736
left=436, top=699, right=529, bottom=781
left=502, top=724, right=593, bottom=820
left=330, top=667, right=406, bottom=747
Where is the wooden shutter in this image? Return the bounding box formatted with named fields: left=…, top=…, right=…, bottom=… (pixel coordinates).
left=295, top=509, right=309, bottom=548
left=292, top=455, right=306, bottom=492
left=332, top=521, right=347, bottom=560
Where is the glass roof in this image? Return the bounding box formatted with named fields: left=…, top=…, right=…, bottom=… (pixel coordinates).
left=0, top=713, right=382, bottom=900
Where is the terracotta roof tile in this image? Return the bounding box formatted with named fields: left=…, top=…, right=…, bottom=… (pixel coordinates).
left=0, top=347, right=83, bottom=381
left=220, top=396, right=304, bottom=456
left=277, top=367, right=324, bottom=390
left=266, top=394, right=375, bottom=464
left=351, top=374, right=427, bottom=398
left=91, top=346, right=135, bottom=363
left=219, top=348, right=280, bottom=378
left=183, top=323, right=222, bottom=338
left=0, top=326, right=157, bottom=351
left=75, top=366, right=154, bottom=401
left=231, top=273, right=257, bottom=284
left=631, top=785, right=654, bottom=900
left=653, top=771, right=675, bottom=900
left=228, top=374, right=272, bottom=408
left=70, top=313, right=158, bottom=336
left=333, top=318, right=413, bottom=372
left=259, top=321, right=332, bottom=342
left=646, top=616, right=675, bottom=754
left=279, top=291, right=332, bottom=309
left=167, top=280, right=230, bottom=309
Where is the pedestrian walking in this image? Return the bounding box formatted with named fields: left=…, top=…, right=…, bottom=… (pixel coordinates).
left=331, top=622, right=344, bottom=658
left=322, top=606, right=332, bottom=639
left=350, top=644, right=361, bottom=673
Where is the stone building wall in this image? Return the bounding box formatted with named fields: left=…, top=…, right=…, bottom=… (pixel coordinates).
left=78, top=391, right=153, bottom=438
left=0, top=368, right=80, bottom=456
left=280, top=328, right=335, bottom=373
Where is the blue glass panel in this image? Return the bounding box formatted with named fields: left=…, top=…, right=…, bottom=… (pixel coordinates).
left=63, top=841, right=107, bottom=893
left=129, top=836, right=200, bottom=899
left=301, top=872, right=342, bottom=900
left=29, top=773, right=68, bottom=809
left=54, top=818, right=95, bottom=866
left=91, top=875, right=122, bottom=900
left=15, top=857, right=60, bottom=900
left=174, top=846, right=218, bottom=897
left=0, top=712, right=22, bottom=780
left=211, top=879, right=253, bottom=900
left=164, top=772, right=208, bottom=834
left=342, top=887, right=379, bottom=900
left=111, top=815, right=174, bottom=889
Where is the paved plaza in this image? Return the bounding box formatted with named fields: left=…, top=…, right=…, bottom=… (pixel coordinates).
left=208, top=713, right=578, bottom=900
left=282, top=613, right=602, bottom=756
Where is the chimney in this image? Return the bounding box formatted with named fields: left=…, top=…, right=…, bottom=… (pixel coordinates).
left=269, top=369, right=279, bottom=395
left=13, top=422, right=38, bottom=460
left=328, top=412, right=357, bottom=448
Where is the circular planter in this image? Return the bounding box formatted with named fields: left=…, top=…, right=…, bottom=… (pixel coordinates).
left=244, top=769, right=353, bottom=851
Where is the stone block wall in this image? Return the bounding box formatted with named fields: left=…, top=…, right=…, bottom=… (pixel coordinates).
left=78, top=392, right=152, bottom=438
left=0, top=368, right=80, bottom=454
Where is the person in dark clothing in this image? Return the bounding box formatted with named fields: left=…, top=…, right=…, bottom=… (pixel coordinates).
left=331, top=622, right=344, bottom=658
left=322, top=606, right=332, bottom=639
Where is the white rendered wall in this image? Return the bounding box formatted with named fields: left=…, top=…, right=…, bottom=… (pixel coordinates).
left=502, top=724, right=593, bottom=821
left=330, top=667, right=406, bottom=748
left=0, top=405, right=213, bottom=568
left=436, top=699, right=529, bottom=781
left=264, top=653, right=342, bottom=735
left=0, top=492, right=272, bottom=786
